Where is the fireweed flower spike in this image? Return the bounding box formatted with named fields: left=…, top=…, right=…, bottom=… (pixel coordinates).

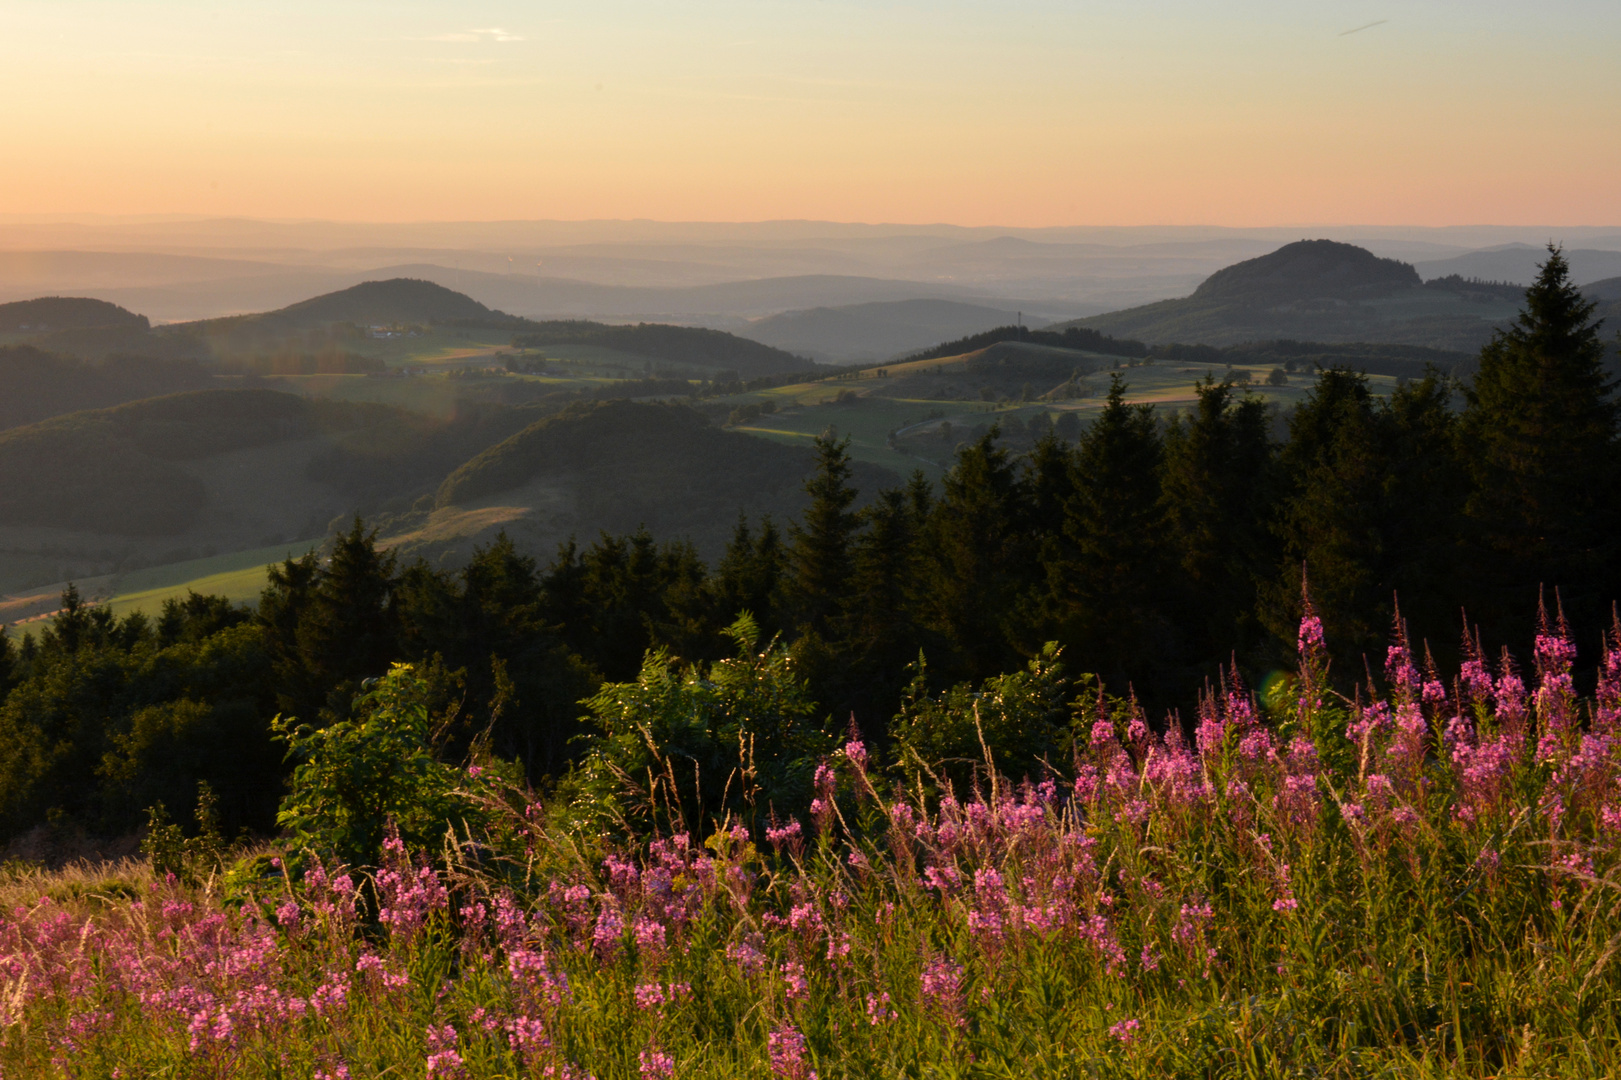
left=5, top=603, right=1621, bottom=1074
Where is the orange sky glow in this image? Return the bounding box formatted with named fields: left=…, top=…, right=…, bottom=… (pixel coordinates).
left=1, top=1, right=1617, bottom=227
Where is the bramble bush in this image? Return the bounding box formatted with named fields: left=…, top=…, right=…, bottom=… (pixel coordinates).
left=4, top=595, right=1621, bottom=1077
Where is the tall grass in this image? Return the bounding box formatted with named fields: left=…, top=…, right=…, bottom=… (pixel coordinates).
left=4, top=603, right=1621, bottom=1078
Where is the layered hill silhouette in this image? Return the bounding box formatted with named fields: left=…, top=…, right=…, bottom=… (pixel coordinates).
left=0, top=297, right=147, bottom=332
left=743, top=299, right=1032, bottom=363
left=1063, top=240, right=1523, bottom=350
left=512, top=321, right=814, bottom=376
left=0, top=387, right=897, bottom=590
left=410, top=399, right=896, bottom=566
left=163, top=278, right=526, bottom=355
left=0, top=346, right=215, bottom=432
left=0, top=390, right=401, bottom=535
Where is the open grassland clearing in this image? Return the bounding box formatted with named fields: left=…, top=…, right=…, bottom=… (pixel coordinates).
left=3, top=542, right=320, bottom=635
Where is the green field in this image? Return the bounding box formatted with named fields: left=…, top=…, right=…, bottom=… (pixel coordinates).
left=721, top=353, right=1399, bottom=476
left=102, top=541, right=321, bottom=620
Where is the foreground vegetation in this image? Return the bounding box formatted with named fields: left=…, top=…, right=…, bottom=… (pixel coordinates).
left=4, top=597, right=1621, bottom=1077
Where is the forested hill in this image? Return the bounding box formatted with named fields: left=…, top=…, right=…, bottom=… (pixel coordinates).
left=170, top=278, right=524, bottom=341
left=512, top=320, right=816, bottom=376
left=0, top=389, right=401, bottom=535
left=899, top=324, right=1148, bottom=364
left=1060, top=239, right=1524, bottom=351
left=0, top=346, right=214, bottom=432
left=416, top=398, right=900, bottom=563
left=1191, top=239, right=1420, bottom=304
left=0, top=296, right=148, bottom=331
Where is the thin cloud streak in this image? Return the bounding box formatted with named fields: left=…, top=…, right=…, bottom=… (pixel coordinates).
left=1338, top=20, right=1388, bottom=37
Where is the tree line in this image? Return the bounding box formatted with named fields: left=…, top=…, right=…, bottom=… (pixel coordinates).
left=0, top=248, right=1614, bottom=849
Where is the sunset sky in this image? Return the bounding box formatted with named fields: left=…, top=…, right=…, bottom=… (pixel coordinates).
left=2, top=1, right=1617, bottom=226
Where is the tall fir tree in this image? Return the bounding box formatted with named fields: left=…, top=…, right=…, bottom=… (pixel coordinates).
left=710, top=513, right=786, bottom=637
left=1047, top=376, right=1168, bottom=691
left=1260, top=368, right=1467, bottom=671
left=1263, top=368, right=1386, bottom=666
left=1161, top=378, right=1276, bottom=663
left=0, top=626, right=14, bottom=696
left=917, top=428, right=1031, bottom=681
left=788, top=435, right=859, bottom=636
left=1461, top=245, right=1619, bottom=630
left=837, top=488, right=927, bottom=729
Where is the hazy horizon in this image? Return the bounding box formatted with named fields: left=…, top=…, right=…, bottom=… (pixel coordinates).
left=4, top=2, right=1618, bottom=226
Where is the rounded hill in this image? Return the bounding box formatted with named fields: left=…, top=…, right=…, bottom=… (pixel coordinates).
left=1193, top=239, right=1421, bottom=305
left=268, top=278, right=508, bottom=328
left=0, top=297, right=148, bottom=332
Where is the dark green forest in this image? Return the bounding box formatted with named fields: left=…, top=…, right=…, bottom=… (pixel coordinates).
left=1, top=248, right=1616, bottom=852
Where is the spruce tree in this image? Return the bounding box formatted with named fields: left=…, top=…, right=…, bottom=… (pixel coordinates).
left=289, top=519, right=400, bottom=723
left=1161, top=378, right=1275, bottom=660
left=841, top=489, right=925, bottom=717
left=0, top=626, right=14, bottom=696
left=788, top=435, right=859, bottom=636
left=711, top=514, right=786, bottom=636
left=1462, top=245, right=1618, bottom=625
left=917, top=428, right=1031, bottom=681
left=1263, top=369, right=1384, bottom=664
left=1265, top=367, right=1467, bottom=671
left=1047, top=376, right=1167, bottom=689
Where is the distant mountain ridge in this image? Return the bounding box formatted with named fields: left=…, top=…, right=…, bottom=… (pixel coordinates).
left=1061, top=239, right=1522, bottom=350
left=742, top=299, right=1040, bottom=363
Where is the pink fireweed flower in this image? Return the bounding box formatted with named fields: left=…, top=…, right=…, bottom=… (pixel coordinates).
left=920, top=955, right=966, bottom=1026
left=424, top=1024, right=465, bottom=1078
left=632, top=916, right=666, bottom=960
left=637, top=1049, right=675, bottom=1079
left=274, top=901, right=302, bottom=935
left=726, top=939, right=769, bottom=976
left=865, top=991, right=896, bottom=1025
left=1108, top=1018, right=1143, bottom=1045
left=592, top=906, right=624, bottom=964
left=766, top=819, right=804, bottom=858
left=1495, top=650, right=1528, bottom=732
left=634, top=982, right=688, bottom=1011
left=780, top=960, right=810, bottom=1002
left=767, top=1025, right=818, bottom=1080
left=506, top=1015, right=550, bottom=1060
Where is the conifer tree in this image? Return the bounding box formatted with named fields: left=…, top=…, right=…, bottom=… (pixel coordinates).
left=1262, top=368, right=1467, bottom=669
left=917, top=429, right=1030, bottom=680
left=1161, top=378, right=1275, bottom=659
left=840, top=489, right=925, bottom=715
left=1462, top=245, right=1618, bottom=624
left=788, top=435, right=859, bottom=635
left=263, top=520, right=399, bottom=723
left=0, top=627, right=14, bottom=695
left=1263, top=368, right=1383, bottom=662
left=1047, top=376, right=1167, bottom=688
left=711, top=514, right=786, bottom=637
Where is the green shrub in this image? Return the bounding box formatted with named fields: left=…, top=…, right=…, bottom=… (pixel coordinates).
left=564, top=615, right=832, bottom=836
left=273, top=663, right=511, bottom=868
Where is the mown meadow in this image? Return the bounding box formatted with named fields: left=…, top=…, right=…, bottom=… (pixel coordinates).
left=5, top=594, right=1621, bottom=1078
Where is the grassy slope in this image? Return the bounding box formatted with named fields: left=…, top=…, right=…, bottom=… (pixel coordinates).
left=717, top=348, right=1397, bottom=475
left=102, top=541, right=320, bottom=617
